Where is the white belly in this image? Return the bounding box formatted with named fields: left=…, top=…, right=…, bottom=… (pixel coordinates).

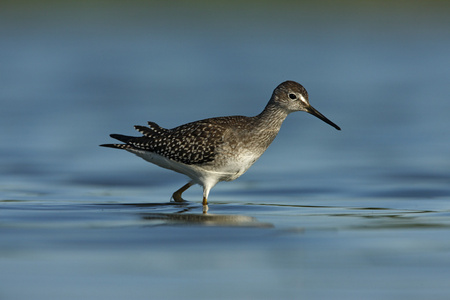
left=128, top=148, right=260, bottom=184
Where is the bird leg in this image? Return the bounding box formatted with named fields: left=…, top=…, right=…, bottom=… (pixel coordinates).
left=202, top=185, right=211, bottom=208
left=202, top=197, right=209, bottom=214
left=172, top=181, right=194, bottom=202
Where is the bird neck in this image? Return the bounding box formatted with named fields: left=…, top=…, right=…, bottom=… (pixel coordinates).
left=255, top=102, right=289, bottom=131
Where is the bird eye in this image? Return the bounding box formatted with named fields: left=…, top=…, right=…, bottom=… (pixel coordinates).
left=288, top=93, right=297, bottom=100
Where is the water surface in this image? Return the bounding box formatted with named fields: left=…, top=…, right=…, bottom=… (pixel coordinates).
left=1, top=2, right=450, bottom=299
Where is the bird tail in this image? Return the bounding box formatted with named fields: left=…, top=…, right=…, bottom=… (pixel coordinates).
left=99, top=134, right=135, bottom=149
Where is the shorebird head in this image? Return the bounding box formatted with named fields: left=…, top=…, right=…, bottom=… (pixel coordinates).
left=271, top=81, right=341, bottom=130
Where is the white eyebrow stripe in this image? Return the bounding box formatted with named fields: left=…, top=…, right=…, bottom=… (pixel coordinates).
left=299, top=94, right=307, bottom=104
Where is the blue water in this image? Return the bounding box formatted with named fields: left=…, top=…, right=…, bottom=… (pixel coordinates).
left=1, top=2, right=450, bottom=299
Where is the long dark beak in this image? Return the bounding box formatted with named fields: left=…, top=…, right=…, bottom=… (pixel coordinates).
left=307, top=106, right=341, bottom=130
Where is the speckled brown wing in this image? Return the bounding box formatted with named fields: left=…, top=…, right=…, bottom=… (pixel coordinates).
left=103, top=120, right=229, bottom=165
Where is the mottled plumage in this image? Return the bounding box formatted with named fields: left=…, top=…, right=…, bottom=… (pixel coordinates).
left=110, top=121, right=225, bottom=165
left=101, top=81, right=340, bottom=209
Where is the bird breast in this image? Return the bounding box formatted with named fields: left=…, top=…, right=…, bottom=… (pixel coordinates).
left=202, top=127, right=277, bottom=181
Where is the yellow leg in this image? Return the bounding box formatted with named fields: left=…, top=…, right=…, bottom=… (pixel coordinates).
left=172, top=181, right=194, bottom=202
left=202, top=196, right=209, bottom=213
left=202, top=185, right=211, bottom=213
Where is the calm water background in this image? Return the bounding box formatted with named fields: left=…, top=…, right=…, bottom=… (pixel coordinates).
left=1, top=1, right=450, bottom=299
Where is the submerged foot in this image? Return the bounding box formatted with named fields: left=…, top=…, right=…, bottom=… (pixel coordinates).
left=172, top=181, right=194, bottom=203
left=172, top=190, right=187, bottom=202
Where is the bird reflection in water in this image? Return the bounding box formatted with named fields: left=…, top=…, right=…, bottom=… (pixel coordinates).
left=122, top=202, right=273, bottom=227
